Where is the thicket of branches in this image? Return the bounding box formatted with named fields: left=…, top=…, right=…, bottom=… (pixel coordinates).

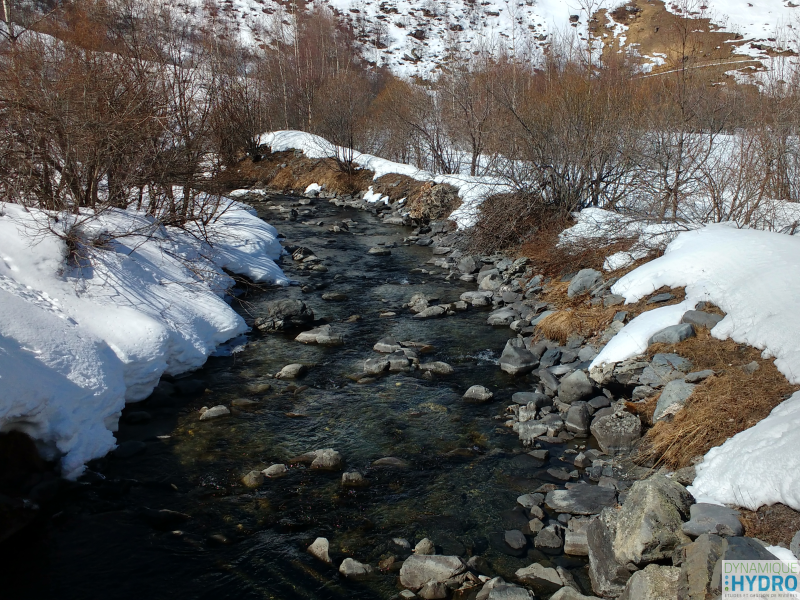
left=1, top=0, right=799, bottom=252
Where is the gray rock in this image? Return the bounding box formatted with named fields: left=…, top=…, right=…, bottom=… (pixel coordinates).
left=418, top=581, right=448, bottom=599
left=677, top=533, right=725, bottom=600
left=558, top=370, right=594, bottom=404
left=588, top=396, right=611, bottom=410
left=600, top=320, right=625, bottom=343
left=515, top=563, right=562, bottom=595
left=613, top=311, right=628, bottom=323
left=578, top=345, right=599, bottom=362
left=653, top=380, right=696, bottom=421
left=653, top=352, right=693, bottom=372
left=613, top=474, right=692, bottom=566
left=339, top=557, right=373, bottom=579
left=255, top=299, right=314, bottom=331
left=310, top=448, right=343, bottom=471
left=464, top=385, right=494, bottom=402
left=263, top=464, right=287, bottom=478
left=414, top=306, right=447, bottom=319
left=792, top=530, right=800, bottom=559
left=682, top=503, right=742, bottom=538
left=511, top=391, right=551, bottom=407
left=242, top=470, right=264, bottom=488
left=200, top=405, right=230, bottom=421
left=517, top=493, right=545, bottom=509
left=681, top=310, right=723, bottom=330
left=568, top=269, right=603, bottom=298
left=649, top=323, right=695, bottom=346
left=321, top=292, right=348, bottom=301
left=565, top=402, right=591, bottom=433
left=399, top=555, right=466, bottom=590
left=590, top=411, right=641, bottom=455
left=587, top=508, right=631, bottom=597
left=538, top=368, right=560, bottom=393
left=534, top=524, right=564, bottom=553
left=368, top=247, right=391, bottom=255
left=295, top=324, right=344, bottom=345
left=479, top=271, right=504, bottom=291
left=647, top=293, right=674, bottom=304
left=515, top=421, right=549, bottom=444
left=373, top=336, right=402, bottom=353
left=604, top=294, right=626, bottom=307
left=387, top=351, right=411, bottom=372
left=488, top=307, right=519, bottom=326
left=480, top=580, right=536, bottom=600
left=341, top=471, right=367, bottom=487
left=742, top=360, right=760, bottom=374
left=364, top=357, right=390, bottom=375
left=458, top=256, right=479, bottom=274
left=550, top=588, right=601, bottom=600
left=372, top=456, right=410, bottom=468
left=276, top=363, right=306, bottom=379
left=540, top=348, right=562, bottom=369
left=504, top=529, right=527, bottom=550
left=620, top=564, right=680, bottom=600
left=500, top=339, right=539, bottom=376
left=685, top=369, right=714, bottom=383
left=308, top=537, right=332, bottom=563
left=419, top=361, right=454, bottom=375
left=414, top=537, right=435, bottom=555
left=565, top=529, right=590, bottom=556
left=546, top=485, right=617, bottom=515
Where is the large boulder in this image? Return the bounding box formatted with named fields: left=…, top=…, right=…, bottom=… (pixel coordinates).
left=653, top=380, right=695, bottom=421
left=619, top=564, right=681, bottom=600
left=649, top=323, right=695, bottom=345
left=681, top=310, right=724, bottom=330
left=295, top=324, right=343, bottom=345
left=515, top=563, right=563, bottom=596
left=613, top=474, right=692, bottom=566
left=565, top=402, right=591, bottom=433
left=399, top=555, right=466, bottom=590
left=590, top=410, right=641, bottom=455
left=339, top=557, right=373, bottom=579
left=500, top=338, right=539, bottom=376
left=464, top=385, right=494, bottom=402
left=587, top=508, right=632, bottom=597
left=255, top=299, right=314, bottom=331
left=546, top=484, right=617, bottom=515
left=681, top=503, right=743, bottom=538
left=550, top=588, right=601, bottom=600
left=677, top=533, right=725, bottom=600
left=558, top=371, right=595, bottom=404
left=568, top=269, right=603, bottom=298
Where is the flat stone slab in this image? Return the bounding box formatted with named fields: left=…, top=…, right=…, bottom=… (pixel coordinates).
left=682, top=503, right=743, bottom=538
left=546, top=485, right=617, bottom=515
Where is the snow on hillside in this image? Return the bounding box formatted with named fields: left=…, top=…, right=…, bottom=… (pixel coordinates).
left=0, top=199, right=286, bottom=478
left=261, top=130, right=510, bottom=227
left=170, top=0, right=799, bottom=78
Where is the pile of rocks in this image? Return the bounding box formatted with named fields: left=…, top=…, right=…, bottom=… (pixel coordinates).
left=360, top=336, right=453, bottom=381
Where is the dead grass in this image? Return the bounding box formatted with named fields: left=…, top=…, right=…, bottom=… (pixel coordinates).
left=740, top=504, right=800, bottom=547
left=625, top=395, right=660, bottom=427
left=637, top=329, right=799, bottom=469
left=535, top=307, right=616, bottom=345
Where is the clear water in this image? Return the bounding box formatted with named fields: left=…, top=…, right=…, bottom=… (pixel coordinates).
left=1, top=195, right=591, bottom=599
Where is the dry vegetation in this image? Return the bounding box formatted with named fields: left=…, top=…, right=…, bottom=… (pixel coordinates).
left=637, top=328, right=799, bottom=469
left=740, top=504, right=800, bottom=547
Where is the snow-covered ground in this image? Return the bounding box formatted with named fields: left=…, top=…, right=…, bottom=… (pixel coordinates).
left=583, top=223, right=800, bottom=510
left=261, top=130, right=511, bottom=228
left=0, top=199, right=286, bottom=478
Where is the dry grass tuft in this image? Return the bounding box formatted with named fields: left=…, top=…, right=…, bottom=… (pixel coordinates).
left=535, top=307, right=615, bottom=345
left=625, top=395, right=660, bottom=426
left=637, top=329, right=798, bottom=469
left=740, top=504, right=800, bottom=547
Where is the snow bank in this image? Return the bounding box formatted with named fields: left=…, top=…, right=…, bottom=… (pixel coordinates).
left=688, top=391, right=800, bottom=511
left=259, top=130, right=511, bottom=228
left=0, top=199, right=286, bottom=478
left=592, top=224, right=800, bottom=385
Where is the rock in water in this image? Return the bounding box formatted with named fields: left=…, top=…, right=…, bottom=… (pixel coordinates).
left=373, top=336, right=402, bottom=353
left=463, top=385, right=493, bottom=402
left=308, top=537, right=332, bottom=564
left=255, top=299, right=314, bottom=331
left=339, top=557, right=373, bottom=579
left=399, top=555, right=466, bottom=589
left=199, top=405, right=230, bottom=421
left=414, top=537, right=435, bottom=555
left=500, top=338, right=539, bottom=375
left=546, top=485, right=617, bottom=515
left=295, top=324, right=344, bottom=346
left=419, top=361, right=453, bottom=375
left=310, top=448, right=343, bottom=470
left=263, top=464, right=287, bottom=478
left=276, top=363, right=307, bottom=379
left=241, top=470, right=264, bottom=488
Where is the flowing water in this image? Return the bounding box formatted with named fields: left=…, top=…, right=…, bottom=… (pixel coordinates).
left=2, top=194, right=591, bottom=599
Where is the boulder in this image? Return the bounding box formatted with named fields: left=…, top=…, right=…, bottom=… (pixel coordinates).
left=295, top=324, right=344, bottom=345
left=479, top=272, right=504, bottom=291
left=339, top=557, right=373, bottom=579
left=550, top=588, right=601, bottom=600
left=364, top=357, right=390, bottom=375
left=685, top=369, right=714, bottom=383
left=648, top=323, right=695, bottom=346
left=488, top=307, right=519, bottom=326
left=682, top=503, right=742, bottom=538
left=341, top=472, right=367, bottom=487
left=504, top=530, right=527, bottom=550
left=681, top=310, right=724, bottom=330
left=534, top=524, right=564, bottom=553
left=478, top=579, right=535, bottom=600
left=511, top=391, right=551, bottom=407
left=546, top=485, right=617, bottom=515
left=613, top=474, right=692, bottom=566
left=368, top=247, right=391, bottom=256
left=653, top=380, right=695, bottom=421
left=241, top=470, right=264, bottom=488
left=590, top=411, right=641, bottom=455
left=565, top=402, right=591, bottom=433
left=558, top=371, right=594, bottom=404
left=418, top=581, right=448, bottom=599
left=568, top=269, right=603, bottom=298
left=414, top=306, right=447, bottom=319
left=373, top=336, right=402, bottom=353
left=254, top=299, right=314, bottom=332
left=587, top=508, right=631, bottom=597
left=200, top=405, right=230, bottom=421
left=310, top=448, right=343, bottom=470
left=399, top=555, right=466, bottom=590
left=677, top=533, right=725, bottom=600
left=619, top=564, right=681, bottom=600
left=263, top=464, right=287, bottom=478
left=463, top=385, right=493, bottom=402
left=499, top=339, right=539, bottom=375
left=515, top=563, right=563, bottom=596
left=458, top=256, right=479, bottom=274
left=307, top=537, right=332, bottom=563
left=276, top=363, right=307, bottom=379
left=419, top=362, right=454, bottom=375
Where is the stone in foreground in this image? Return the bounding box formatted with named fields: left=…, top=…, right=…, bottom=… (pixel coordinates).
left=399, top=554, right=466, bottom=590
